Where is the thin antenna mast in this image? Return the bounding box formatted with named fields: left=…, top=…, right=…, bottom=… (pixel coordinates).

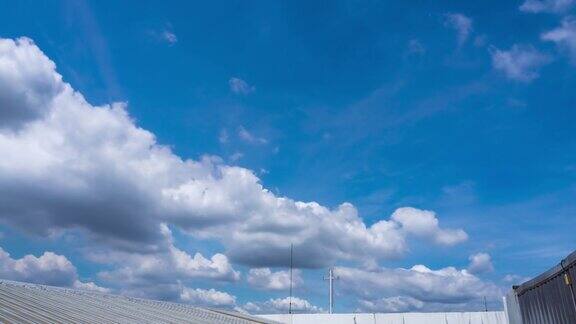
left=483, top=296, right=488, bottom=312
left=289, top=244, right=293, bottom=314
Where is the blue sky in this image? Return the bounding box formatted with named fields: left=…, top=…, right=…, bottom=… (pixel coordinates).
left=0, top=0, right=575, bottom=314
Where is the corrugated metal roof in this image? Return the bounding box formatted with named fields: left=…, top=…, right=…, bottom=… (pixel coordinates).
left=0, top=280, right=276, bottom=324
left=514, top=249, right=576, bottom=296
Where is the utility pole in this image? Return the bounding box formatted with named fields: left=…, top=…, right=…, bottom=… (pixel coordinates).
left=289, top=244, right=293, bottom=314
left=483, top=296, right=488, bottom=312
left=323, top=267, right=339, bottom=314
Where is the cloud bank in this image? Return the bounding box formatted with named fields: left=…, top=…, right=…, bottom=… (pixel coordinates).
left=0, top=245, right=107, bottom=292
left=0, top=36, right=467, bottom=270
left=337, top=264, right=502, bottom=312
left=0, top=36, right=483, bottom=310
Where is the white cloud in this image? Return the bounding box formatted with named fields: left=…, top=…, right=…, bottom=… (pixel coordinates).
left=358, top=296, right=425, bottom=313
left=103, top=279, right=237, bottom=306
left=237, top=125, right=268, bottom=144
left=0, top=245, right=107, bottom=292
left=391, top=207, right=468, bottom=246
left=243, top=297, right=322, bottom=314
left=440, top=181, right=477, bottom=206
left=148, top=25, right=177, bottom=45
left=520, top=0, right=575, bottom=13
left=467, top=252, right=494, bottom=274
left=336, top=264, right=502, bottom=311
left=172, top=251, right=240, bottom=280
left=72, top=280, right=111, bottom=293
left=247, top=268, right=303, bottom=291
left=444, top=13, right=473, bottom=45
left=503, top=274, right=531, bottom=285
left=219, top=128, right=229, bottom=144
left=542, top=17, right=576, bottom=63
left=0, top=37, right=466, bottom=277
left=180, top=287, right=236, bottom=307
left=229, top=152, right=244, bottom=162
left=407, top=39, right=426, bottom=55
left=229, top=77, right=254, bottom=95
left=0, top=38, right=63, bottom=130
left=490, top=44, right=550, bottom=82
left=97, top=226, right=240, bottom=286
left=161, top=30, right=178, bottom=44
left=0, top=246, right=75, bottom=286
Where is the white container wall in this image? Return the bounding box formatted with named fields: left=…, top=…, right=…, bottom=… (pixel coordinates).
left=262, top=311, right=508, bottom=324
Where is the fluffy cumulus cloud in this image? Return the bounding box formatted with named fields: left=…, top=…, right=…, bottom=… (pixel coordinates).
left=96, top=279, right=237, bottom=306
left=97, top=247, right=240, bottom=285
left=336, top=264, right=502, bottom=312
left=180, top=287, right=236, bottom=307
left=228, top=77, right=254, bottom=95
left=490, top=44, right=550, bottom=82
left=390, top=207, right=468, bottom=246
left=72, top=280, right=111, bottom=293
left=467, top=252, right=494, bottom=274
left=96, top=225, right=239, bottom=295
left=0, top=245, right=107, bottom=292
left=0, top=38, right=63, bottom=129
left=0, top=37, right=478, bottom=308
left=444, top=13, right=473, bottom=45
left=520, top=0, right=575, bottom=13
left=542, top=18, right=576, bottom=63
left=243, top=297, right=322, bottom=314
left=359, top=296, right=425, bottom=313
left=0, top=35, right=467, bottom=271
left=247, top=268, right=303, bottom=291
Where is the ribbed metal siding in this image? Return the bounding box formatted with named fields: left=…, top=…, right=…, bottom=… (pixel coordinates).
left=505, top=291, right=523, bottom=324
left=512, top=250, right=576, bottom=324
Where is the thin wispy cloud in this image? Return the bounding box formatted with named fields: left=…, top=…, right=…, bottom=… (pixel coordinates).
left=444, top=13, right=473, bottom=45
left=542, top=17, right=576, bottom=64
left=219, top=128, right=229, bottom=144
left=161, top=30, right=178, bottom=44
left=63, top=0, right=122, bottom=98
left=520, top=0, right=575, bottom=13
left=407, top=39, right=426, bottom=55
left=490, top=44, right=551, bottom=82
left=229, top=152, right=244, bottom=162
left=237, top=126, right=268, bottom=145
left=229, top=77, right=255, bottom=95
left=148, top=23, right=178, bottom=45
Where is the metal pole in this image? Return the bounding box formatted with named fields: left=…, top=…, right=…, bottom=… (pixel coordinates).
left=289, top=244, right=293, bottom=314
left=329, top=268, right=333, bottom=314
left=323, top=268, right=338, bottom=314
